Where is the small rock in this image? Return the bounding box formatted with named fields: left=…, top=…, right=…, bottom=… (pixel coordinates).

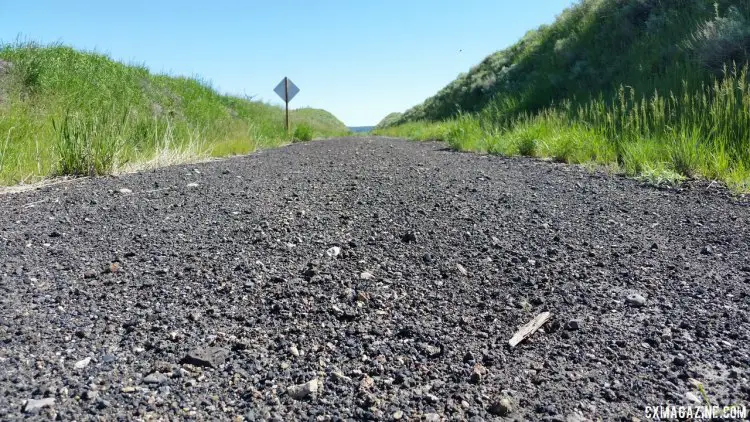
left=456, top=263, right=468, bottom=276
left=24, top=398, right=55, bottom=413
left=287, top=379, right=318, bottom=400
left=360, top=375, right=375, bottom=390
left=186, top=183, right=199, bottom=188
left=121, top=386, right=136, bottom=393
left=118, top=188, right=132, bottom=194
left=102, top=354, right=116, bottom=363
left=424, top=394, right=439, bottom=404
left=104, top=262, right=120, bottom=273
left=470, top=363, right=486, bottom=384
left=673, top=355, right=687, bottom=367
left=84, top=390, right=99, bottom=401
left=488, top=397, right=513, bottom=416
left=290, top=346, right=300, bottom=357
left=359, top=271, right=374, bottom=280
left=420, top=343, right=443, bottom=358
left=424, top=413, right=441, bottom=422
left=401, top=232, right=418, bottom=243
left=83, top=270, right=98, bottom=279
left=181, top=347, right=230, bottom=368
left=565, top=320, right=582, bottom=331
left=326, top=246, right=341, bottom=257
left=566, top=412, right=590, bottom=422
left=341, top=287, right=356, bottom=301
left=700, top=246, right=713, bottom=255
left=74, top=357, right=91, bottom=369
left=626, top=293, right=647, bottom=307
left=143, top=372, right=169, bottom=385
left=392, top=410, right=404, bottom=420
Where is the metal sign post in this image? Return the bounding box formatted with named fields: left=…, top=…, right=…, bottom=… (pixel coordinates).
left=274, top=77, right=300, bottom=133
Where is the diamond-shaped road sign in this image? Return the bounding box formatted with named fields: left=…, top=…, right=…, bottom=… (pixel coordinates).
left=274, top=77, right=300, bottom=102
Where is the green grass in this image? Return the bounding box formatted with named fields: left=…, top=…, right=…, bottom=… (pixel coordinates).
left=390, top=1, right=750, bottom=125
left=375, top=66, right=750, bottom=192
left=293, top=123, right=314, bottom=142
left=0, top=41, right=350, bottom=185
left=377, top=1, right=750, bottom=193
left=374, top=112, right=403, bottom=129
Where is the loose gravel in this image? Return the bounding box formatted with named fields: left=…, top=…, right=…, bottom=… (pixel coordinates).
left=1, top=137, right=749, bottom=421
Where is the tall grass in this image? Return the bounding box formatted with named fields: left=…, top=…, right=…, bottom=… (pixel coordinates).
left=392, top=1, right=750, bottom=125
left=375, top=65, right=750, bottom=192
left=0, top=41, right=350, bottom=185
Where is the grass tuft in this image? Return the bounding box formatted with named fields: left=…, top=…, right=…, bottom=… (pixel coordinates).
left=293, top=123, right=314, bottom=142
left=52, top=110, right=127, bottom=176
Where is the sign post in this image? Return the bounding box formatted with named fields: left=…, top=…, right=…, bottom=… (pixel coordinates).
left=274, top=77, right=300, bottom=133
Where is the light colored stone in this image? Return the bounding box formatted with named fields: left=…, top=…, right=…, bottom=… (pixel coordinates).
left=24, top=398, right=55, bottom=413
left=287, top=379, right=318, bottom=400
left=74, top=357, right=91, bottom=369
left=626, top=293, right=647, bottom=307
left=143, top=372, right=169, bottom=385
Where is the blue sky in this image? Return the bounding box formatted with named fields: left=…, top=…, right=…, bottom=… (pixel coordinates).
left=0, top=0, right=574, bottom=126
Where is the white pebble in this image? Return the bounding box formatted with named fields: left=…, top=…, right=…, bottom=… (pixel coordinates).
left=74, top=357, right=91, bottom=369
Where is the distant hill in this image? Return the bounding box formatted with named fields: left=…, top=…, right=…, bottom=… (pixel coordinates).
left=292, top=108, right=350, bottom=134
left=375, top=112, right=402, bottom=129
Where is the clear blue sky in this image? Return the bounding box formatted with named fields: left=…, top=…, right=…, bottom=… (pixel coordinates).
left=0, top=0, right=574, bottom=126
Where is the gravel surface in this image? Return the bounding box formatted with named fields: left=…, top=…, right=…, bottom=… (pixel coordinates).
left=1, top=137, right=749, bottom=421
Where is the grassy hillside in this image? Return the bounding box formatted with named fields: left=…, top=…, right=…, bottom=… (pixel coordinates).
left=0, top=42, right=350, bottom=185
left=377, top=0, right=750, bottom=192
left=375, top=112, right=402, bottom=129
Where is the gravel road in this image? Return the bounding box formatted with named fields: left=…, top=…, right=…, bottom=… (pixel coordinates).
left=1, top=137, right=749, bottom=421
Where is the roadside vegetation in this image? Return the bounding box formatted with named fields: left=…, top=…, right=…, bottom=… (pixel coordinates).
left=375, top=1, right=750, bottom=192
left=0, top=41, right=349, bottom=185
